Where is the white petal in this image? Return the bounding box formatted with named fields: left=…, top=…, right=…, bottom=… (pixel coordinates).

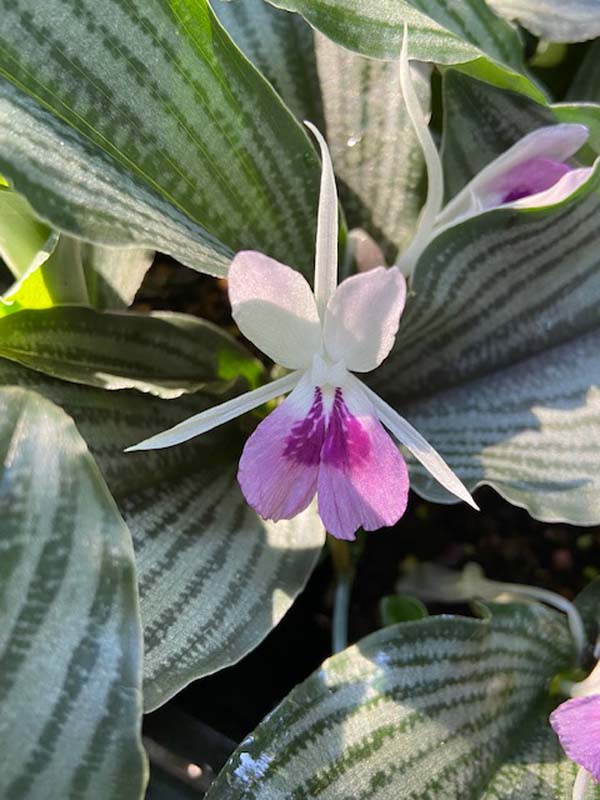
left=305, top=122, right=339, bottom=318
left=228, top=251, right=322, bottom=369
left=395, top=26, right=444, bottom=278
left=573, top=768, right=592, bottom=800
left=125, top=371, right=302, bottom=452
left=437, top=123, right=589, bottom=228
left=324, top=267, right=406, bottom=372
left=355, top=377, right=478, bottom=509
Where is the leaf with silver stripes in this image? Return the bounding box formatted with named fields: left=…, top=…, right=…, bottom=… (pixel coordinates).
left=0, top=0, right=322, bottom=276
left=0, top=306, right=262, bottom=399
left=214, top=0, right=428, bottom=263
left=0, top=387, right=147, bottom=799
left=0, top=358, right=325, bottom=710
left=370, top=166, right=600, bottom=525
left=262, top=0, right=544, bottom=101
left=206, top=602, right=587, bottom=799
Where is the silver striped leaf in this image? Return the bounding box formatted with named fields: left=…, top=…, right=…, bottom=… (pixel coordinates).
left=213, top=0, right=428, bottom=263
left=0, top=0, right=322, bottom=276
left=371, top=173, right=600, bottom=525
left=314, top=32, right=429, bottom=263
left=441, top=70, right=600, bottom=198
left=0, top=387, right=147, bottom=799
left=0, top=306, right=262, bottom=399
left=262, top=0, right=543, bottom=101
left=0, top=358, right=325, bottom=711
left=487, top=0, right=600, bottom=43
left=211, top=0, right=325, bottom=127
left=206, top=602, right=581, bottom=799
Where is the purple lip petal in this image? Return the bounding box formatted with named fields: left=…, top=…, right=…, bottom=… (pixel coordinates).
left=498, top=158, right=572, bottom=204
left=283, top=387, right=326, bottom=466
left=550, top=694, right=600, bottom=781
left=238, top=380, right=324, bottom=522
left=317, top=387, right=409, bottom=540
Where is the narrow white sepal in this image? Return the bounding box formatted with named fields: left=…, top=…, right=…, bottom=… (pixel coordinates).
left=125, top=371, right=302, bottom=452
left=305, top=121, right=339, bottom=318
left=354, top=376, right=479, bottom=510
left=573, top=768, right=592, bottom=800
left=395, top=25, right=444, bottom=278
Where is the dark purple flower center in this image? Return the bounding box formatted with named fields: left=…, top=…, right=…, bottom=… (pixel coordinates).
left=501, top=158, right=571, bottom=203
left=284, top=387, right=370, bottom=470
left=283, top=387, right=326, bottom=465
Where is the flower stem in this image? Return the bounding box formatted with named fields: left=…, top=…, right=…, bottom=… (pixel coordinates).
left=327, top=537, right=355, bottom=654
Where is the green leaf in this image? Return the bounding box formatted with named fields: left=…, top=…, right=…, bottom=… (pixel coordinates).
left=0, top=0, right=322, bottom=276
left=575, top=578, right=600, bottom=646
left=0, top=185, right=51, bottom=278
left=315, top=32, right=428, bottom=262
left=0, top=358, right=325, bottom=710
left=380, top=594, right=428, bottom=625
left=211, top=0, right=325, bottom=126
left=1, top=235, right=154, bottom=316
left=263, top=0, right=545, bottom=101
left=206, top=602, right=578, bottom=799
left=487, top=0, right=600, bottom=43
left=215, top=0, right=428, bottom=262
left=0, top=306, right=260, bottom=398
left=371, top=176, right=600, bottom=524
left=74, top=240, right=154, bottom=310
left=0, top=387, right=147, bottom=799
left=567, top=39, right=600, bottom=103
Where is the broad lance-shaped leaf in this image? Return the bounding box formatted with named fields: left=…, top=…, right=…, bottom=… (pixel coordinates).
left=0, top=0, right=322, bottom=276
left=487, top=0, right=600, bottom=43
left=211, top=0, right=325, bottom=127
left=0, top=184, right=51, bottom=278
left=214, top=0, right=427, bottom=263
left=371, top=173, right=600, bottom=525
left=206, top=602, right=577, bottom=799
left=441, top=70, right=600, bottom=199
left=0, top=358, right=325, bottom=711
left=263, top=0, right=545, bottom=101
left=0, top=306, right=262, bottom=399
left=314, top=32, right=428, bottom=263
left=0, top=387, right=147, bottom=799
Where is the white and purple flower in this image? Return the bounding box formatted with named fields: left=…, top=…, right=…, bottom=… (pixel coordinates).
left=550, top=660, right=600, bottom=799
left=127, top=122, right=477, bottom=540
left=396, top=33, right=595, bottom=277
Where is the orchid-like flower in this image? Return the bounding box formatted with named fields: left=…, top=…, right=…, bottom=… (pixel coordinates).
left=550, top=659, right=600, bottom=799
left=127, top=123, right=477, bottom=540
left=396, top=33, right=595, bottom=277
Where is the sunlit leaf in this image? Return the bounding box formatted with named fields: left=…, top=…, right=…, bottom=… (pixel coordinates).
left=207, top=602, right=581, bottom=799
left=0, top=387, right=147, bottom=799
left=0, top=357, right=325, bottom=710
left=262, top=0, right=544, bottom=101
left=0, top=0, right=323, bottom=276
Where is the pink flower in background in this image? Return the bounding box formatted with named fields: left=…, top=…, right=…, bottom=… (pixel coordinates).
left=550, top=660, right=600, bottom=799
left=128, top=123, right=477, bottom=540
left=395, top=30, right=596, bottom=277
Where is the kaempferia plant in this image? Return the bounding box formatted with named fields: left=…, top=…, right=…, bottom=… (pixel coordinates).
left=2, top=1, right=600, bottom=799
